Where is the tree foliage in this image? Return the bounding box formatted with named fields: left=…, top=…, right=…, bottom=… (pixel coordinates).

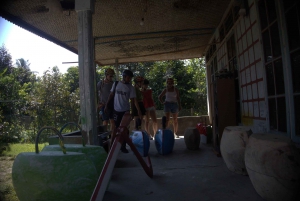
left=1, top=45, right=207, bottom=143
left=0, top=44, right=13, bottom=74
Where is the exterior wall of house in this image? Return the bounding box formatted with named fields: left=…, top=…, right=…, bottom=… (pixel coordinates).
left=235, top=0, right=267, bottom=133
left=205, top=0, right=300, bottom=143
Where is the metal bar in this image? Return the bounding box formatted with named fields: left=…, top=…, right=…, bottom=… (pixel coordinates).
left=90, top=134, right=122, bottom=201
left=94, top=28, right=215, bottom=40
left=90, top=114, right=153, bottom=201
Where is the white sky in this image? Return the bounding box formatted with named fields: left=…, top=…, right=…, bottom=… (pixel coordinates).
left=0, top=17, right=78, bottom=75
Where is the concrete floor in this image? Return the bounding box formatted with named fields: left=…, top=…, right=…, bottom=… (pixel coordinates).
left=102, top=137, right=264, bottom=201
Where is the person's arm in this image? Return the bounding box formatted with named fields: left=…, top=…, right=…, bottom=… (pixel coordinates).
left=158, top=89, right=166, bottom=104
left=175, top=88, right=182, bottom=111
left=104, top=82, right=116, bottom=113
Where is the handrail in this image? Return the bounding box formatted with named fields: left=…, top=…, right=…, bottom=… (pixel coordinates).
left=35, top=126, right=66, bottom=154
left=90, top=112, right=153, bottom=201
left=59, top=122, right=85, bottom=146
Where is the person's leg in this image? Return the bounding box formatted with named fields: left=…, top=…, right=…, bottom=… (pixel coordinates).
left=111, top=111, right=129, bottom=153
left=111, top=111, right=121, bottom=145
left=144, top=111, right=150, bottom=135
left=164, top=102, right=171, bottom=128
left=172, top=112, right=179, bottom=138
left=101, top=107, right=109, bottom=127
left=170, top=103, right=179, bottom=138
left=109, top=119, right=115, bottom=132
left=120, top=115, right=129, bottom=153
left=132, top=103, right=140, bottom=130
left=108, top=110, right=115, bottom=132
left=165, top=112, right=171, bottom=128
left=137, top=102, right=146, bottom=129
left=149, top=109, right=158, bottom=137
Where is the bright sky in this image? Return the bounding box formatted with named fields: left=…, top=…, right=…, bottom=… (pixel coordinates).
left=0, top=16, right=78, bottom=75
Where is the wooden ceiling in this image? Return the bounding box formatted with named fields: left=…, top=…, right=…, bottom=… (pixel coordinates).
left=0, top=0, right=232, bottom=65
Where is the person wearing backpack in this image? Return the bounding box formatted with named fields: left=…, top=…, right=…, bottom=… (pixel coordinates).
left=97, top=68, right=116, bottom=131
left=105, top=69, right=142, bottom=153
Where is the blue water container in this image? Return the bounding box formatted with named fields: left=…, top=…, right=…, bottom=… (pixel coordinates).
left=155, top=129, right=175, bottom=155
left=130, top=130, right=150, bottom=157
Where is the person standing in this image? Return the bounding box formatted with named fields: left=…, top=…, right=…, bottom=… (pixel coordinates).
left=105, top=69, right=142, bottom=153
left=132, top=76, right=146, bottom=131
left=141, top=79, right=158, bottom=139
left=97, top=68, right=116, bottom=131
left=158, top=78, right=182, bottom=138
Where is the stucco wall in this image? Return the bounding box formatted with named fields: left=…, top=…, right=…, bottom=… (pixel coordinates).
left=235, top=0, right=267, bottom=132
left=206, top=0, right=268, bottom=135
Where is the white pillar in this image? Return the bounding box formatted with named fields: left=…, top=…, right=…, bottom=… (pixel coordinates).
left=75, top=0, right=97, bottom=145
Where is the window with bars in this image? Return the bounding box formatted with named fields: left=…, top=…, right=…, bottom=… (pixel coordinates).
left=219, top=5, right=240, bottom=41
left=227, top=35, right=238, bottom=72
left=258, top=0, right=287, bottom=132
left=206, top=39, right=216, bottom=62
left=284, top=0, right=300, bottom=136
left=227, top=34, right=241, bottom=125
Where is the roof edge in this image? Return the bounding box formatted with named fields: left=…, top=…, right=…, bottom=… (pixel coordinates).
left=0, top=9, right=78, bottom=55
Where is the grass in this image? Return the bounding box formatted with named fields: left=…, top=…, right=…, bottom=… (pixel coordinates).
left=0, top=143, right=48, bottom=201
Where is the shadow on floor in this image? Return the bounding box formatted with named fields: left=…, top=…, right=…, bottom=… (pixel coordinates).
left=103, top=137, right=263, bottom=201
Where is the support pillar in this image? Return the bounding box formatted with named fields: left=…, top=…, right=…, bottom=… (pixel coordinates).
left=75, top=0, right=97, bottom=145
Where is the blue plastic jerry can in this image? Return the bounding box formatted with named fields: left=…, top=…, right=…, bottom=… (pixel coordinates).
left=155, top=129, right=175, bottom=155
left=130, top=130, right=150, bottom=157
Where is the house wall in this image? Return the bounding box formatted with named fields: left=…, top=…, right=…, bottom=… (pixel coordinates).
left=206, top=0, right=300, bottom=144
left=205, top=0, right=271, bottom=136
left=234, top=0, right=267, bottom=133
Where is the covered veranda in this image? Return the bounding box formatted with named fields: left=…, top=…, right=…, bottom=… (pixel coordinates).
left=0, top=0, right=232, bottom=144
left=102, top=138, right=263, bottom=201
left=2, top=1, right=299, bottom=201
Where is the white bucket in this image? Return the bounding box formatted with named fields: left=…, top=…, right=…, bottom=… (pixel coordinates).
left=200, top=134, right=207, bottom=144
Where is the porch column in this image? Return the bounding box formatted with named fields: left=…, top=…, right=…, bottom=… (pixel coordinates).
left=75, top=0, right=97, bottom=145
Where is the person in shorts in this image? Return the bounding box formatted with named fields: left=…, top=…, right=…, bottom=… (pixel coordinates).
left=105, top=69, right=142, bottom=153
left=141, top=79, right=158, bottom=139
left=97, top=68, right=115, bottom=131
left=158, top=78, right=182, bottom=138
left=132, top=76, right=146, bottom=129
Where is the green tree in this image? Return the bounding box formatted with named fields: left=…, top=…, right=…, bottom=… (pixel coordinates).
left=185, top=58, right=207, bottom=115
left=63, top=66, right=79, bottom=93
left=14, top=58, right=34, bottom=86
left=0, top=44, right=13, bottom=74
left=0, top=45, right=16, bottom=140
left=0, top=56, right=36, bottom=142
left=146, top=61, right=168, bottom=110
left=30, top=67, right=80, bottom=138
left=16, top=58, right=30, bottom=69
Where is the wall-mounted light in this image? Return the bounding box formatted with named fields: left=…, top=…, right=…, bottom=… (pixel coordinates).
left=239, top=0, right=249, bottom=17
left=140, top=0, right=147, bottom=26
left=140, top=18, right=144, bottom=26
left=239, top=8, right=246, bottom=16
